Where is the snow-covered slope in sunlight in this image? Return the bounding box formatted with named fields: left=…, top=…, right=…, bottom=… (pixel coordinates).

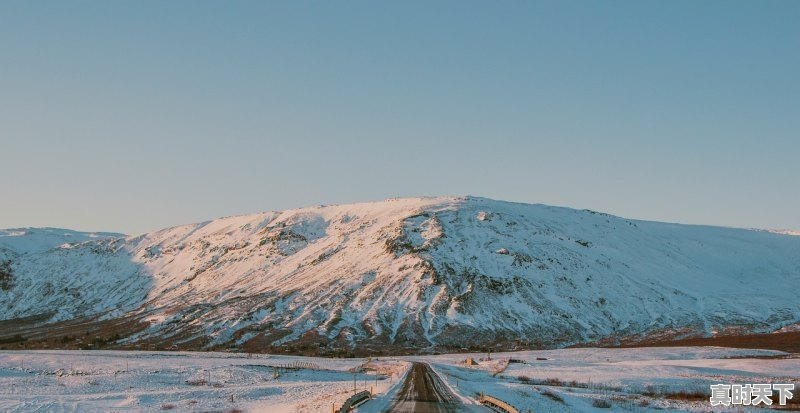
left=770, top=229, right=800, bottom=236
left=1, top=197, right=798, bottom=351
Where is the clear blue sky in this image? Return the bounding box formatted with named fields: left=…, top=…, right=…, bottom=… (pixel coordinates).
left=1, top=1, right=798, bottom=235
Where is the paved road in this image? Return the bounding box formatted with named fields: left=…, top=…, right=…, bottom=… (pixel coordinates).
left=386, top=362, right=473, bottom=413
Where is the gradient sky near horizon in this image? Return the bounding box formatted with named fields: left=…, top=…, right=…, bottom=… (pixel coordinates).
left=1, top=1, right=798, bottom=235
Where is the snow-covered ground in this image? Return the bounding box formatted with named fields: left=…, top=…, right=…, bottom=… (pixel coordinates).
left=425, top=346, right=800, bottom=413
left=1, top=347, right=797, bottom=412
left=0, top=350, right=404, bottom=413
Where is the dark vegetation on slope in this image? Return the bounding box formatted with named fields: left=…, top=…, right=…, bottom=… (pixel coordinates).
left=616, top=330, right=800, bottom=353
left=3, top=309, right=800, bottom=354
left=0, top=260, right=13, bottom=290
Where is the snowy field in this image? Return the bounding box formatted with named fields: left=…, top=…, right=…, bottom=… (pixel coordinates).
left=0, top=346, right=798, bottom=412
left=426, top=347, right=800, bottom=413
left=0, top=350, right=404, bottom=413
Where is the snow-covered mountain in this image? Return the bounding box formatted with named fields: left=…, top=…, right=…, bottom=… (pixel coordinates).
left=1, top=197, right=799, bottom=353
left=770, top=229, right=800, bottom=236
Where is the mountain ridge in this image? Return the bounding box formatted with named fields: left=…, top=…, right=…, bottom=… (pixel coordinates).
left=1, top=196, right=798, bottom=354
